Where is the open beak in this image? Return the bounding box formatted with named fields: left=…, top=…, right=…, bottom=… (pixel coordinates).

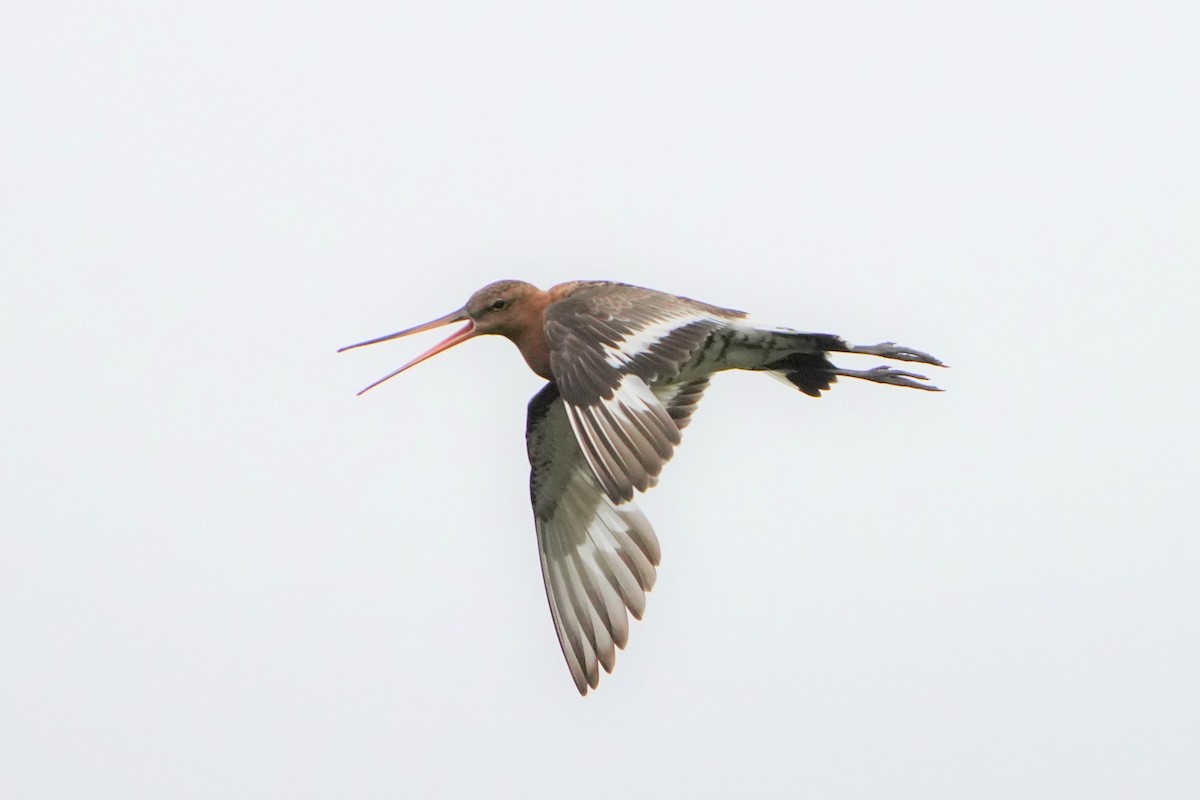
left=339, top=308, right=476, bottom=395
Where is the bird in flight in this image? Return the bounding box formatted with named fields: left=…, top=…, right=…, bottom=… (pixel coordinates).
left=340, top=279, right=945, bottom=694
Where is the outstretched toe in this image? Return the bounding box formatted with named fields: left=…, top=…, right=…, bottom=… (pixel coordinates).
left=852, top=342, right=946, bottom=367
left=833, top=365, right=943, bottom=391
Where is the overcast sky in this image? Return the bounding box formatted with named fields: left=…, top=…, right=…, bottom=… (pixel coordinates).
left=2, top=2, right=1196, bottom=798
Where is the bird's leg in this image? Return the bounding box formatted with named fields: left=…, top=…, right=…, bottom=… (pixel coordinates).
left=831, top=365, right=942, bottom=391
left=843, top=341, right=946, bottom=367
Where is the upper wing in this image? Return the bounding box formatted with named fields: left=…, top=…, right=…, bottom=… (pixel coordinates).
left=544, top=283, right=730, bottom=503
left=526, top=383, right=660, bottom=695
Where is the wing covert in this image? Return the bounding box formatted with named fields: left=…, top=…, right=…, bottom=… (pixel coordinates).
left=543, top=283, right=728, bottom=502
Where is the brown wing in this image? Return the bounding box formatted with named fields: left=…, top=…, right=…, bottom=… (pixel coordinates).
left=543, top=282, right=734, bottom=503
left=526, top=383, right=660, bottom=695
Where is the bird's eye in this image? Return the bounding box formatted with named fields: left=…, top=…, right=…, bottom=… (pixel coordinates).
left=490, top=299, right=508, bottom=311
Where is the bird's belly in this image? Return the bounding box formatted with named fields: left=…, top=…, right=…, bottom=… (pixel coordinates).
left=672, top=323, right=808, bottom=381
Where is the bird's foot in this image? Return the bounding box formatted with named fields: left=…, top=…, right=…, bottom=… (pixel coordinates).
left=833, top=365, right=943, bottom=391
left=849, top=342, right=946, bottom=367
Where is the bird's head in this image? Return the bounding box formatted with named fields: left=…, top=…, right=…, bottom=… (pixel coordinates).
left=463, top=280, right=542, bottom=336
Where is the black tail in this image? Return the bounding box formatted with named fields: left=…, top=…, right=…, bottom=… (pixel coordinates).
left=766, top=336, right=946, bottom=396
left=770, top=350, right=840, bottom=397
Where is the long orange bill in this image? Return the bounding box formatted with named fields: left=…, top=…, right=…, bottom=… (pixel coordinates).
left=338, top=308, right=476, bottom=395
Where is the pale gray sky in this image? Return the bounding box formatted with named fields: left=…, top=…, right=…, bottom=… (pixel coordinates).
left=2, top=2, right=1196, bottom=798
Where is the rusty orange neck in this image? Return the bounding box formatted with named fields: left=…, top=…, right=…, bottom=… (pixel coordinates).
left=506, top=288, right=554, bottom=380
